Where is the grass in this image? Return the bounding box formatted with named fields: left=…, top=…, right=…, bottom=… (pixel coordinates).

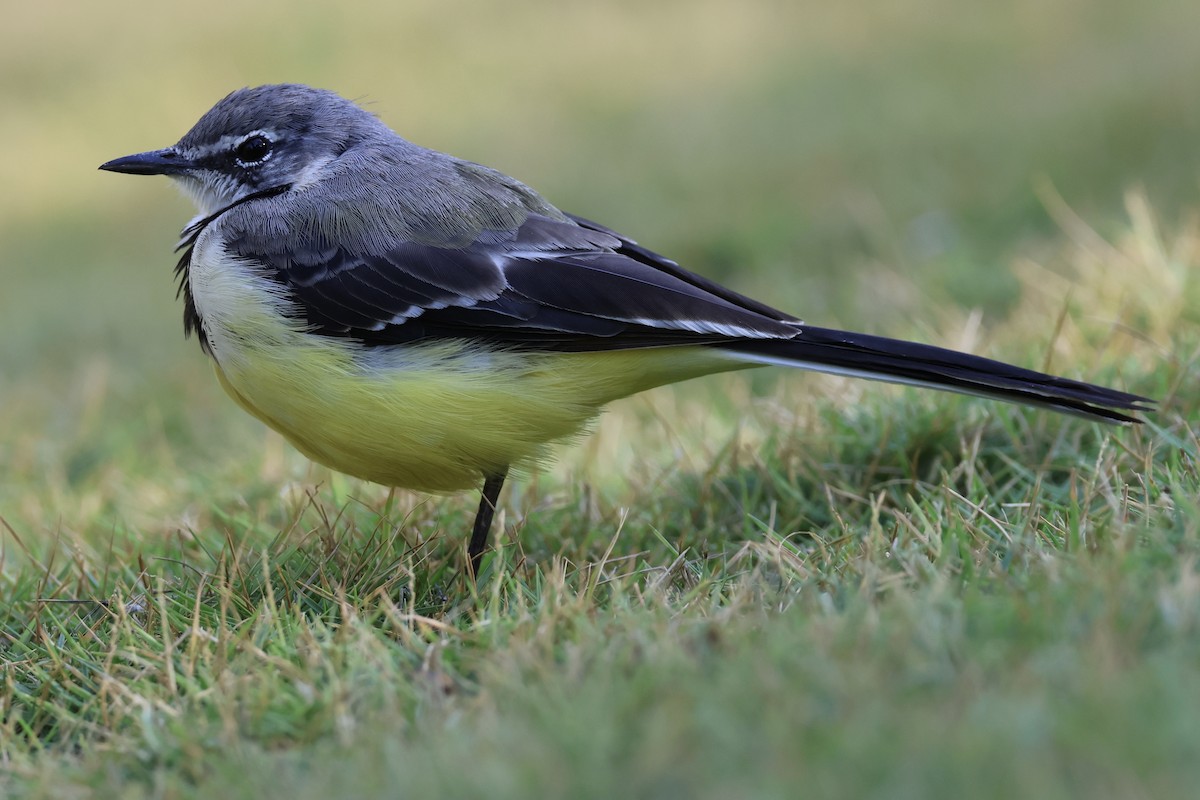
left=3, top=1, right=1200, bottom=796
left=2, top=199, right=1195, bottom=797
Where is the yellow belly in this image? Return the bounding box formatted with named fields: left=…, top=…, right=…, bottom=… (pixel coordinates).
left=213, top=336, right=747, bottom=492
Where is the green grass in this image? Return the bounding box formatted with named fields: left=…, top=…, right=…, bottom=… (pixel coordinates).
left=2, top=214, right=1195, bottom=797
left=3, top=1, right=1200, bottom=797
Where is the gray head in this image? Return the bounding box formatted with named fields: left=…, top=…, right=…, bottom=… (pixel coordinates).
left=100, top=84, right=392, bottom=214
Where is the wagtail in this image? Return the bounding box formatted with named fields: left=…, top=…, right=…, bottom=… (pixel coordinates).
left=100, top=84, right=1152, bottom=575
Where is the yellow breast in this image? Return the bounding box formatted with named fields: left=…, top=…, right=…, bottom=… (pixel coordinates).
left=214, top=337, right=742, bottom=491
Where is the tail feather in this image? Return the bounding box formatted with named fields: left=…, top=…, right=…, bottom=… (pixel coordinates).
left=726, top=326, right=1153, bottom=423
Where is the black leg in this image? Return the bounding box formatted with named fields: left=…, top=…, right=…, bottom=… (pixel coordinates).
left=468, top=469, right=508, bottom=578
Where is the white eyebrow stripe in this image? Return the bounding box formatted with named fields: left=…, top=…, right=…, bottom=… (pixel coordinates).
left=182, top=129, right=280, bottom=160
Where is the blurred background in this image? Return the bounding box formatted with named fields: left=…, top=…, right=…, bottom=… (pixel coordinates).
left=2, top=0, right=1197, bottom=545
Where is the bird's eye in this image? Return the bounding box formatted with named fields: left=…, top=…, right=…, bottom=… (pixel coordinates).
left=234, top=134, right=273, bottom=166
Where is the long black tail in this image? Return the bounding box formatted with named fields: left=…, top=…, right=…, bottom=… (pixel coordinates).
left=727, top=326, right=1153, bottom=423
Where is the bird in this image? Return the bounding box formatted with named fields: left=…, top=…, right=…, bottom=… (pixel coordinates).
left=99, top=84, right=1152, bottom=577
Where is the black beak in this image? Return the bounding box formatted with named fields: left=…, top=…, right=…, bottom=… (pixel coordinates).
left=99, top=147, right=195, bottom=176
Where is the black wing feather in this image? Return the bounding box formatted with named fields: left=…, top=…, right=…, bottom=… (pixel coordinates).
left=564, top=212, right=799, bottom=324
left=224, top=210, right=799, bottom=349
left=501, top=252, right=781, bottom=331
